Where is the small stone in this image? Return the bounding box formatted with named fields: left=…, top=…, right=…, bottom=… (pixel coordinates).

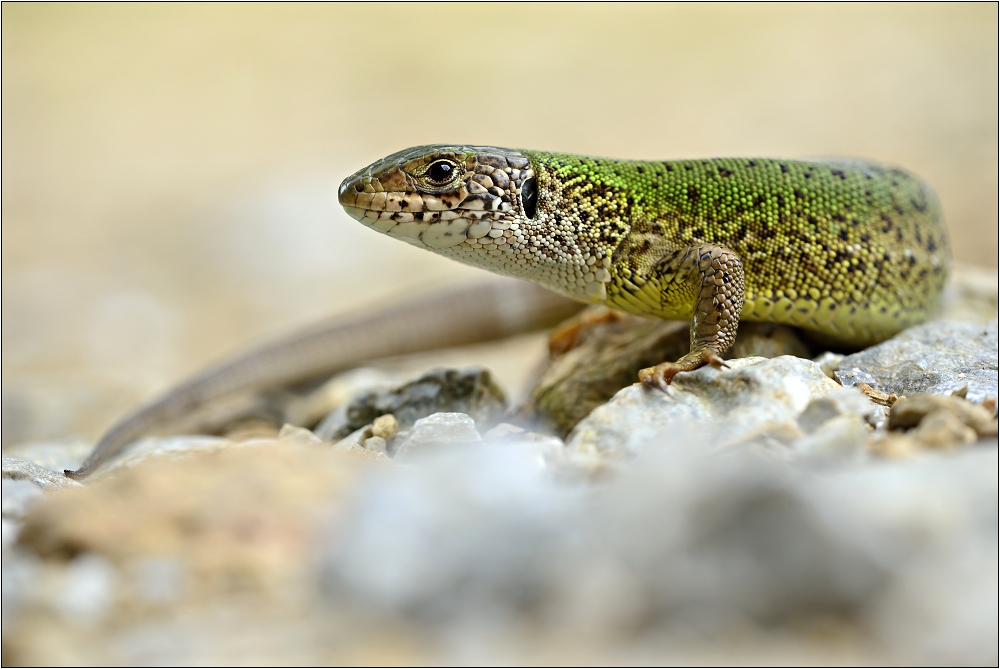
left=332, top=426, right=370, bottom=451
left=316, top=367, right=506, bottom=440
left=363, top=436, right=388, bottom=454
left=889, top=394, right=998, bottom=438
left=352, top=445, right=389, bottom=460
left=283, top=368, right=401, bottom=429
left=868, top=433, right=924, bottom=459
left=371, top=414, right=399, bottom=441
left=911, top=410, right=978, bottom=449
left=813, top=351, right=844, bottom=379
left=791, top=414, right=870, bottom=459
left=393, top=413, right=484, bottom=460
left=797, top=387, right=884, bottom=433
left=484, top=423, right=526, bottom=440
left=277, top=423, right=323, bottom=444
left=856, top=382, right=899, bottom=408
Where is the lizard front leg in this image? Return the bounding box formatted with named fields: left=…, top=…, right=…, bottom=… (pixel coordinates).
left=638, top=245, right=745, bottom=391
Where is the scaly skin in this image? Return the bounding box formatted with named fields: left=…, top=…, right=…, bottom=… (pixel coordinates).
left=338, top=146, right=950, bottom=389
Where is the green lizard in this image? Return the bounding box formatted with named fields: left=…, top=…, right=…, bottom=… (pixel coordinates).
left=66, top=144, right=950, bottom=480
left=339, top=145, right=950, bottom=389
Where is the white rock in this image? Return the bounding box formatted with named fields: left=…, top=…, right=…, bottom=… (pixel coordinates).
left=566, top=356, right=840, bottom=457
left=797, top=386, right=884, bottom=433
left=835, top=320, right=998, bottom=404
left=393, top=413, right=484, bottom=461
left=2, top=457, right=82, bottom=493
left=813, top=351, right=844, bottom=379
left=277, top=423, right=323, bottom=444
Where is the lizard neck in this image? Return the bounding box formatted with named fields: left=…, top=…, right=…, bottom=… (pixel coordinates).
left=427, top=151, right=637, bottom=303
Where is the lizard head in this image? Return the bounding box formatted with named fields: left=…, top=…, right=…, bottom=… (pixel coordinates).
left=339, top=145, right=619, bottom=303
left=338, top=145, right=537, bottom=250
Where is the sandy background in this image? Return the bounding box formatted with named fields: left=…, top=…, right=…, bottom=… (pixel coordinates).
left=3, top=4, right=997, bottom=446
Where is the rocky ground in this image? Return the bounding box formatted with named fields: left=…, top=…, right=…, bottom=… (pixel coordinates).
left=2, top=266, right=997, bottom=665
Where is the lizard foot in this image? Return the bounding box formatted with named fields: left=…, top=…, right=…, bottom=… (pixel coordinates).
left=639, top=349, right=729, bottom=393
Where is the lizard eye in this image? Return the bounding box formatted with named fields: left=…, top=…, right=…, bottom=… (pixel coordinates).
left=426, top=160, right=454, bottom=183
left=520, top=176, right=537, bottom=218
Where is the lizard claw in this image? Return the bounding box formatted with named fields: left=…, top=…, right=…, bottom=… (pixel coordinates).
left=639, top=363, right=680, bottom=395
left=704, top=351, right=729, bottom=370
left=639, top=348, right=728, bottom=394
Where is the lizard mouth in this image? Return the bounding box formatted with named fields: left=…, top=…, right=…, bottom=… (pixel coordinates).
left=341, top=205, right=505, bottom=249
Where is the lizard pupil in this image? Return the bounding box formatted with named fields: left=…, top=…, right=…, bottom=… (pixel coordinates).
left=520, top=177, right=537, bottom=218
left=427, top=161, right=453, bottom=182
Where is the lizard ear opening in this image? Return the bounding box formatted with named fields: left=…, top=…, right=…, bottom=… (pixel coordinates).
left=520, top=176, right=537, bottom=219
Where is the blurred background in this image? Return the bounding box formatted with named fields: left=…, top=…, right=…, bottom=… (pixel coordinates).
left=3, top=4, right=997, bottom=447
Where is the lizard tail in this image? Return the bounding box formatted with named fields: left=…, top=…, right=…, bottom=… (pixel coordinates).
left=65, top=278, right=583, bottom=480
